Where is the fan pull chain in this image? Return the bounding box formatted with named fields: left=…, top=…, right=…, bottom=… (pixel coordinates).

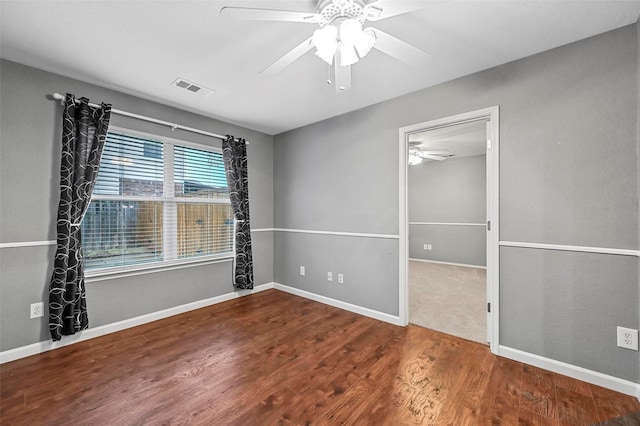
left=326, top=64, right=332, bottom=85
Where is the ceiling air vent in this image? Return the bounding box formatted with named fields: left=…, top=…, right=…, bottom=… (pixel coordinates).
left=171, top=78, right=215, bottom=97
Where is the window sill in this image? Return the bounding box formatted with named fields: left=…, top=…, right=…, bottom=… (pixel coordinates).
left=85, top=255, right=233, bottom=282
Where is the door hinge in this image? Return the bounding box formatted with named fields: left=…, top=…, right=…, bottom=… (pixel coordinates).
left=487, top=302, right=491, bottom=313
left=487, top=220, right=491, bottom=231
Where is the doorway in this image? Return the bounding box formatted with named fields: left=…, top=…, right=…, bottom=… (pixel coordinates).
left=407, top=120, right=487, bottom=344
left=398, top=107, right=499, bottom=354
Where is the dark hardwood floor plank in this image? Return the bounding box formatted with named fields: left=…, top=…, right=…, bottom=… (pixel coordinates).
left=476, top=355, right=524, bottom=421
left=518, top=407, right=560, bottom=426
left=591, top=384, right=640, bottom=423
left=555, top=386, right=600, bottom=425
left=285, top=322, right=403, bottom=424
left=553, top=374, right=593, bottom=398
left=433, top=343, right=495, bottom=425
left=520, top=364, right=558, bottom=420
left=2, top=289, right=639, bottom=426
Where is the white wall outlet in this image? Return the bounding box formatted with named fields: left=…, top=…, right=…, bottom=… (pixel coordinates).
left=30, top=302, right=44, bottom=319
left=338, top=273, right=344, bottom=284
left=423, top=244, right=432, bottom=250
left=327, top=272, right=333, bottom=282
left=617, top=326, right=639, bottom=350
left=299, top=266, right=305, bottom=276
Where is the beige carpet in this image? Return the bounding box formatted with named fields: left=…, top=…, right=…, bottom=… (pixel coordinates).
left=409, top=260, right=487, bottom=345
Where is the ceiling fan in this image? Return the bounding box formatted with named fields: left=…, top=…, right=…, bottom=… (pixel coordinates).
left=408, top=142, right=454, bottom=165
left=220, top=0, right=430, bottom=92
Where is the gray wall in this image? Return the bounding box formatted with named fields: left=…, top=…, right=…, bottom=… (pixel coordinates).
left=637, top=18, right=640, bottom=381
left=274, top=232, right=399, bottom=314
left=273, top=24, right=639, bottom=381
left=0, top=59, right=274, bottom=351
left=408, top=154, right=486, bottom=266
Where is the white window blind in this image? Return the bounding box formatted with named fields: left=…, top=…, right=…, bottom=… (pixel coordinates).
left=82, top=130, right=233, bottom=273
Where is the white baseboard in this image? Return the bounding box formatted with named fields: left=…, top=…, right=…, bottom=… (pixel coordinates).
left=499, top=346, right=640, bottom=399
left=0, top=283, right=275, bottom=364
left=409, top=258, right=487, bottom=269
left=273, top=282, right=403, bottom=326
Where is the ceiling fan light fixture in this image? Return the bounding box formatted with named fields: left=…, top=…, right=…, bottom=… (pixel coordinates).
left=355, top=27, right=376, bottom=57
left=339, top=18, right=362, bottom=45
left=340, top=19, right=375, bottom=59
left=408, top=153, right=423, bottom=166
left=315, top=46, right=336, bottom=65
left=363, top=5, right=382, bottom=20
left=312, top=25, right=338, bottom=64
left=221, top=0, right=431, bottom=94
left=339, top=42, right=359, bottom=66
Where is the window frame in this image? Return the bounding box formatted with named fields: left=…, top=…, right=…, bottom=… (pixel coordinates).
left=84, top=126, right=233, bottom=281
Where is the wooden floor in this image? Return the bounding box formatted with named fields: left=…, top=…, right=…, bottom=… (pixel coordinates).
left=1, top=290, right=639, bottom=425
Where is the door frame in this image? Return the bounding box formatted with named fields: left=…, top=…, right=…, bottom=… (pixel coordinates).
left=398, top=106, right=500, bottom=355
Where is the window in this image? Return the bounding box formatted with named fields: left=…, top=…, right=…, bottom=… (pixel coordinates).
left=82, top=130, right=233, bottom=273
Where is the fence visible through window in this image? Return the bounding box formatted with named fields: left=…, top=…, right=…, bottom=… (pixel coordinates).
left=82, top=130, right=233, bottom=272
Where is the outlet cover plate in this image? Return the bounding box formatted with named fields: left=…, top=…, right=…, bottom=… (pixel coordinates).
left=617, top=326, right=638, bottom=350
left=30, top=302, right=44, bottom=319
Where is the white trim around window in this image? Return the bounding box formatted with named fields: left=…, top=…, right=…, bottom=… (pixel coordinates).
left=83, top=127, right=233, bottom=278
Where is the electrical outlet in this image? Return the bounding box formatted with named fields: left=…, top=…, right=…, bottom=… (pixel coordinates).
left=423, top=244, right=432, bottom=250
left=30, top=302, right=44, bottom=319
left=299, top=266, right=305, bottom=276
left=327, top=272, right=333, bottom=282
left=338, top=273, right=344, bottom=284
left=617, top=326, right=638, bottom=350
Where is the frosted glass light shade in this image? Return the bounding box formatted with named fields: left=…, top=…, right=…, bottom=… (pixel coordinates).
left=339, top=19, right=376, bottom=60
left=340, top=19, right=362, bottom=46
left=408, top=154, right=423, bottom=165
left=312, top=25, right=338, bottom=65
left=339, top=43, right=359, bottom=66
left=315, top=46, right=336, bottom=65
left=355, top=27, right=376, bottom=57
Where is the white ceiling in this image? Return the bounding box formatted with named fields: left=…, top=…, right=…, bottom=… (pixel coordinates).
left=2, top=1, right=639, bottom=135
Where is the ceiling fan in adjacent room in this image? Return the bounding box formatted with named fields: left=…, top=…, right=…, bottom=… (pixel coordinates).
left=220, top=0, right=430, bottom=92
left=408, top=142, right=454, bottom=165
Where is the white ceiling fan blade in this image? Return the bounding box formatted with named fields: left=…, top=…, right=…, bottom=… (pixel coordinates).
left=421, top=150, right=451, bottom=155
left=364, top=1, right=428, bottom=22
left=411, top=150, right=447, bottom=161
left=370, top=28, right=430, bottom=67
left=261, top=37, right=314, bottom=76
left=220, top=7, right=322, bottom=23
left=418, top=153, right=446, bottom=161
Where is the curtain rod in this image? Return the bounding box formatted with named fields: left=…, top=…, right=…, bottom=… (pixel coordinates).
left=51, top=93, right=248, bottom=144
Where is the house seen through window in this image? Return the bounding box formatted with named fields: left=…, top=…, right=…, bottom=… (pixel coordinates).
left=82, top=130, right=233, bottom=272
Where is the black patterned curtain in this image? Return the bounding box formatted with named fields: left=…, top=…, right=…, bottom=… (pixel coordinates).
left=49, top=94, right=111, bottom=341
left=222, top=136, right=254, bottom=290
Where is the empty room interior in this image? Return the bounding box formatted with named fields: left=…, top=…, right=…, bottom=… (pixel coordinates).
left=1, top=1, right=640, bottom=424
left=408, top=120, right=489, bottom=345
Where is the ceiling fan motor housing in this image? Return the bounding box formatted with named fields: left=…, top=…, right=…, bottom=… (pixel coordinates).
left=316, top=0, right=367, bottom=26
